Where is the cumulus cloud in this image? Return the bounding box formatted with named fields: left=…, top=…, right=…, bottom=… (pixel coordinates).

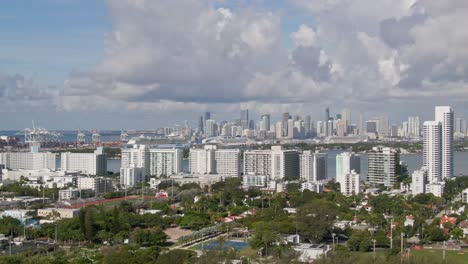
left=0, top=72, right=59, bottom=111
left=58, top=0, right=468, bottom=120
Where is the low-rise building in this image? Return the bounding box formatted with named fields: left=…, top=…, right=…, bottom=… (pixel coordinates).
left=59, top=188, right=80, bottom=200
left=77, top=177, right=113, bottom=194
left=0, top=209, right=32, bottom=223
left=462, top=188, right=468, bottom=203
left=37, top=208, right=80, bottom=219
left=293, top=244, right=331, bottom=263
left=426, top=182, right=444, bottom=197
left=243, top=175, right=269, bottom=188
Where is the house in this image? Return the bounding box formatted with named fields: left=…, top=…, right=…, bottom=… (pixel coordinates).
left=404, top=215, right=415, bottom=227
left=440, top=215, right=457, bottom=228
left=293, top=244, right=331, bottom=262
left=458, top=220, right=468, bottom=237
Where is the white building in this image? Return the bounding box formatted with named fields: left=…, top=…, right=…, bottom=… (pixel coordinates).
left=367, top=147, right=399, bottom=187
left=1, top=209, right=32, bottom=223
left=462, top=188, right=468, bottom=203
left=270, top=146, right=299, bottom=180
left=59, top=188, right=80, bottom=200
left=435, top=106, right=454, bottom=180
left=243, top=175, right=269, bottom=188
left=37, top=208, right=80, bottom=219
left=411, top=168, right=427, bottom=196
left=121, top=144, right=149, bottom=175
left=423, top=121, right=442, bottom=183
left=61, top=147, right=107, bottom=175
left=205, top=119, right=216, bottom=137
left=244, top=150, right=272, bottom=176
left=214, top=149, right=240, bottom=176
left=149, top=148, right=182, bottom=177
left=0, top=152, right=56, bottom=171
left=300, top=151, right=328, bottom=182
left=340, top=171, right=360, bottom=196
left=120, top=166, right=146, bottom=187
left=77, top=177, right=113, bottom=194
left=301, top=182, right=324, bottom=193
left=189, top=146, right=216, bottom=174
left=336, top=152, right=360, bottom=184
left=426, top=182, right=445, bottom=197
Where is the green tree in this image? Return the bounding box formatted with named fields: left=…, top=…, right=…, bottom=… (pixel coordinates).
left=130, top=227, right=167, bottom=247
left=297, top=199, right=338, bottom=243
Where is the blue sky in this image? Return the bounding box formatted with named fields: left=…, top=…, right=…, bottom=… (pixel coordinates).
left=0, top=0, right=110, bottom=86
left=0, top=0, right=311, bottom=87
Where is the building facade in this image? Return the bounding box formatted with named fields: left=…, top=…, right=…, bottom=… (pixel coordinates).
left=61, top=147, right=107, bottom=175
left=367, top=147, right=400, bottom=187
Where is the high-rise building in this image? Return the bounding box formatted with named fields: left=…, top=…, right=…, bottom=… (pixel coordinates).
left=121, top=144, right=150, bottom=175
left=205, top=119, right=217, bottom=137
left=275, top=122, right=283, bottom=139
left=271, top=146, right=299, bottom=180
left=189, top=145, right=216, bottom=174
left=435, top=106, right=454, bottom=179
left=408, top=116, right=420, bottom=138
left=288, top=119, right=295, bottom=139
left=198, top=116, right=204, bottom=135
left=366, top=120, right=378, bottom=134
left=341, top=108, right=351, bottom=126
left=423, top=121, right=441, bottom=183
left=282, top=112, right=291, bottom=136
left=61, top=148, right=107, bottom=176
left=304, top=115, right=311, bottom=138
left=336, top=152, right=360, bottom=183
left=411, top=168, right=427, bottom=196
left=340, top=171, right=360, bottom=196
left=299, top=151, right=327, bottom=182
left=455, top=117, right=467, bottom=136
left=376, top=116, right=390, bottom=137
left=149, top=148, right=183, bottom=178
left=367, top=147, right=400, bottom=187
left=215, top=149, right=241, bottom=176
left=120, top=166, right=145, bottom=187
left=336, top=120, right=348, bottom=137
left=261, top=114, right=270, bottom=132
left=244, top=146, right=299, bottom=180
left=0, top=151, right=56, bottom=171
left=325, top=107, right=330, bottom=136
left=204, top=112, right=211, bottom=122
left=240, top=109, right=249, bottom=130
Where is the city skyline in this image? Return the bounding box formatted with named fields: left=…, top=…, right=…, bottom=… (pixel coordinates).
left=1, top=1, right=468, bottom=129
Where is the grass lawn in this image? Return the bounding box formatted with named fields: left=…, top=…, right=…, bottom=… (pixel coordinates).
left=347, top=249, right=468, bottom=264
left=410, top=249, right=468, bottom=264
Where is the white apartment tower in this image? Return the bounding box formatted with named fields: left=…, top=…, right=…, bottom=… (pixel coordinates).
left=215, top=149, right=240, bottom=176
left=423, top=106, right=454, bottom=183
left=336, top=152, right=361, bottom=183
left=435, top=106, right=454, bottom=179
left=423, top=121, right=441, bottom=183
left=0, top=152, right=56, bottom=171
left=340, top=171, right=360, bottom=196
left=367, top=147, right=399, bottom=187
left=244, top=150, right=272, bottom=176
left=61, top=147, right=107, bottom=175
left=411, top=168, right=427, bottom=196
left=244, top=146, right=299, bottom=180
left=189, top=145, right=216, bottom=174
left=149, top=148, right=182, bottom=177
left=299, top=151, right=327, bottom=182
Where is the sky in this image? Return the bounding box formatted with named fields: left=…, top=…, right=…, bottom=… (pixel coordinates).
left=1, top=0, right=468, bottom=130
